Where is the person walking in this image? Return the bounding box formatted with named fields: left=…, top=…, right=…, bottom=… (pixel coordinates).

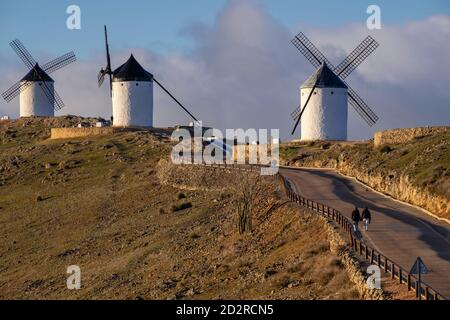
left=362, top=207, right=372, bottom=231
left=351, top=207, right=361, bottom=232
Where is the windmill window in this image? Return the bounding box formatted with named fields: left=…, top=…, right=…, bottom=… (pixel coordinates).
left=331, top=91, right=334, bottom=95
left=136, top=83, right=139, bottom=86
left=121, top=84, right=124, bottom=86
left=314, top=92, right=317, bottom=95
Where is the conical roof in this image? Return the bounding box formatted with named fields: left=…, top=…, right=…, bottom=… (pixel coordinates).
left=112, top=54, right=153, bottom=82
left=21, top=63, right=54, bottom=82
left=301, top=62, right=347, bottom=89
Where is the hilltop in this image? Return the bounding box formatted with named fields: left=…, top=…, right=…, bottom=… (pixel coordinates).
left=0, top=117, right=364, bottom=299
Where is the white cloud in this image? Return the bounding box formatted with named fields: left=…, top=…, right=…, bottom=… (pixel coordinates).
left=1, top=0, right=449, bottom=140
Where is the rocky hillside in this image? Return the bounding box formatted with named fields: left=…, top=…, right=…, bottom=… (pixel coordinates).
left=0, top=117, right=363, bottom=299
left=280, top=130, right=450, bottom=220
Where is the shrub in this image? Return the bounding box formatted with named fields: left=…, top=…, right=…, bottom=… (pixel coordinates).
left=171, top=202, right=192, bottom=212
left=189, top=233, right=200, bottom=239
left=177, top=192, right=186, bottom=200
left=379, top=145, right=392, bottom=154
left=321, top=142, right=331, bottom=150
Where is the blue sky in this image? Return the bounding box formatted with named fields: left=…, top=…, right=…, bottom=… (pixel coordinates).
left=0, top=0, right=449, bottom=58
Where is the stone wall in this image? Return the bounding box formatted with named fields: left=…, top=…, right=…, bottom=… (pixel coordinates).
left=50, top=127, right=160, bottom=140
left=50, top=127, right=115, bottom=139
left=322, top=217, right=384, bottom=300
left=374, top=127, right=450, bottom=147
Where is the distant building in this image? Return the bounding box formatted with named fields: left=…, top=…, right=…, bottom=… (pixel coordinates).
left=77, top=122, right=90, bottom=128
left=95, top=119, right=110, bottom=127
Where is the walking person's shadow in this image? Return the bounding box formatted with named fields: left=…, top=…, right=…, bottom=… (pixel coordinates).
left=352, top=227, right=363, bottom=240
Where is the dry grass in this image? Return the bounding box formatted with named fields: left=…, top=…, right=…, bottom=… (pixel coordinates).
left=0, top=117, right=361, bottom=300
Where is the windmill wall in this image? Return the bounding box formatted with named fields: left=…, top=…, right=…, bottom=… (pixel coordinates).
left=300, top=87, right=347, bottom=141
left=19, top=81, right=55, bottom=117
left=112, top=81, right=153, bottom=127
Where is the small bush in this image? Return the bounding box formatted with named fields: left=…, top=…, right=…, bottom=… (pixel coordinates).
left=36, top=195, right=43, bottom=202
left=171, top=202, right=192, bottom=212
left=189, top=233, right=200, bottom=239
left=276, top=276, right=292, bottom=289
left=379, top=145, right=392, bottom=154
left=321, top=143, right=331, bottom=150
left=177, top=192, right=186, bottom=200
left=159, top=207, right=166, bottom=214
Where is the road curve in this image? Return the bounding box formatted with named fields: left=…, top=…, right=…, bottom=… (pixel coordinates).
left=280, top=167, right=450, bottom=298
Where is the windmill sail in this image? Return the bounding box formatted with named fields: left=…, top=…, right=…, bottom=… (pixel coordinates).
left=98, top=26, right=113, bottom=97
left=290, top=32, right=379, bottom=127
left=2, top=39, right=75, bottom=111
left=334, top=36, right=379, bottom=79
left=42, top=52, right=77, bottom=74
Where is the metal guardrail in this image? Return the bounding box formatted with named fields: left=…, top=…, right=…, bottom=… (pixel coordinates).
left=174, top=159, right=447, bottom=300
left=279, top=175, right=447, bottom=301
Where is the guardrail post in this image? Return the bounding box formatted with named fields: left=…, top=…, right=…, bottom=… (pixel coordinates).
left=377, top=253, right=381, bottom=268
left=426, top=287, right=430, bottom=300
left=407, top=275, right=411, bottom=291
left=370, top=249, right=375, bottom=264
left=399, top=269, right=402, bottom=284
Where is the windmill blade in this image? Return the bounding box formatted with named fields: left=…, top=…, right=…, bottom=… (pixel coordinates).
left=334, top=36, right=379, bottom=79
left=346, top=85, right=378, bottom=127
left=42, top=51, right=76, bottom=74
left=291, top=32, right=335, bottom=69
left=153, top=78, right=198, bottom=122
left=290, top=105, right=301, bottom=120
left=10, top=39, right=37, bottom=70
left=97, top=69, right=106, bottom=87
left=1, top=80, right=33, bottom=102
left=52, top=88, right=65, bottom=111
left=104, top=25, right=113, bottom=97
left=291, top=84, right=317, bottom=135
left=37, top=80, right=65, bottom=111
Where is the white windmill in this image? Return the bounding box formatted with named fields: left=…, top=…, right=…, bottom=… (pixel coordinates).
left=1, top=39, right=76, bottom=117
left=290, top=32, right=380, bottom=140
left=97, top=26, right=198, bottom=127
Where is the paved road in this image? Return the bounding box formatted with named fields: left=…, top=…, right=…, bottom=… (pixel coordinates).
left=280, top=167, right=450, bottom=298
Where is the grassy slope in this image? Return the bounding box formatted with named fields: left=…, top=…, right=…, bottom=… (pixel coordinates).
left=0, top=117, right=359, bottom=299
